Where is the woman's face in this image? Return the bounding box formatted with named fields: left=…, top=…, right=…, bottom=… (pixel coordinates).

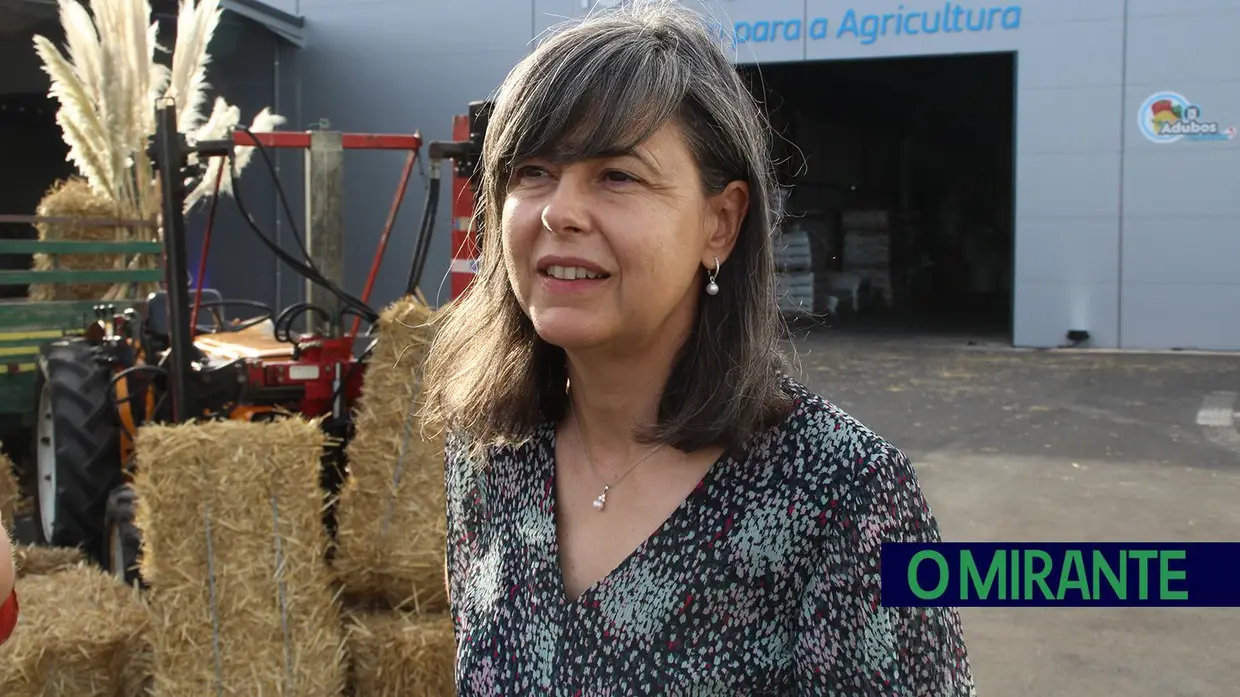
left=501, top=119, right=748, bottom=354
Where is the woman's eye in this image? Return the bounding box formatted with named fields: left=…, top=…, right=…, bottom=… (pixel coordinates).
left=603, top=170, right=637, bottom=184
left=514, top=165, right=547, bottom=180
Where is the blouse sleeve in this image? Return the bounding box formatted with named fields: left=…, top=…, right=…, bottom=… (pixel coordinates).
left=443, top=431, right=481, bottom=623
left=794, top=445, right=976, bottom=696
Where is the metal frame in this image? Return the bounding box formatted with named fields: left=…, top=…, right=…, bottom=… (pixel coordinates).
left=149, top=119, right=425, bottom=420
left=228, top=129, right=423, bottom=334
left=152, top=102, right=198, bottom=421
left=445, top=101, right=490, bottom=300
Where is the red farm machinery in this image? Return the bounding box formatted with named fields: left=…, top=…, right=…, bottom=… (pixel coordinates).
left=21, top=99, right=491, bottom=584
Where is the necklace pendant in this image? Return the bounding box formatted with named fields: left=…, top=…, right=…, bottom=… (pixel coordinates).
left=592, top=486, right=609, bottom=511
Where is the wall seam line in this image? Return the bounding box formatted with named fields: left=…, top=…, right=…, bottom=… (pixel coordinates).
left=1116, top=0, right=1130, bottom=348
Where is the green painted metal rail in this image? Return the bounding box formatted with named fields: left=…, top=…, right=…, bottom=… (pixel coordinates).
left=0, top=299, right=133, bottom=328
left=0, top=230, right=165, bottom=420
left=0, top=237, right=162, bottom=288
left=0, top=269, right=163, bottom=284
left=0, top=240, right=162, bottom=255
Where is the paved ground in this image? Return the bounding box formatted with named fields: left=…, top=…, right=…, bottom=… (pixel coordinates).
left=789, top=326, right=1240, bottom=697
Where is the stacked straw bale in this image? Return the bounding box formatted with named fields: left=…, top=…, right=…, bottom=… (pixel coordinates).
left=14, top=543, right=86, bottom=578
left=332, top=296, right=456, bottom=693
left=0, top=564, right=152, bottom=696
left=133, top=418, right=347, bottom=697
left=27, top=177, right=128, bottom=302
left=333, top=296, right=447, bottom=614
left=344, top=610, right=456, bottom=697
left=0, top=450, right=19, bottom=527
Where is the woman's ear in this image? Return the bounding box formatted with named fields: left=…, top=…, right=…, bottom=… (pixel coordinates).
left=703, top=180, right=749, bottom=265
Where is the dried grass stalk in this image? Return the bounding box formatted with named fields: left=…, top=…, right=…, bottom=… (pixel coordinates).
left=334, top=297, right=447, bottom=613
left=345, top=610, right=455, bottom=697
left=133, top=418, right=346, bottom=697
left=0, top=564, right=152, bottom=697
left=14, top=544, right=86, bottom=578
left=27, top=177, right=132, bottom=302
left=0, top=450, right=19, bottom=527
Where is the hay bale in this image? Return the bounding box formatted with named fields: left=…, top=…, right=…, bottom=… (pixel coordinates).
left=14, top=544, right=86, bottom=578
left=133, top=418, right=346, bottom=697
left=333, top=297, right=447, bottom=613
left=345, top=610, right=455, bottom=697
left=0, top=564, right=152, bottom=696
left=0, top=450, right=18, bottom=527
left=27, top=177, right=131, bottom=302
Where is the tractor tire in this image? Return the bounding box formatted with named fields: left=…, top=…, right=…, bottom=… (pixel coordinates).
left=30, top=337, right=123, bottom=564
left=104, top=484, right=143, bottom=587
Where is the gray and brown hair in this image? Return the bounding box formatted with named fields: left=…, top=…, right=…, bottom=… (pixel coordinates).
left=420, top=0, right=792, bottom=454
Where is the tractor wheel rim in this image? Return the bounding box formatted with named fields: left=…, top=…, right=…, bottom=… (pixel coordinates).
left=35, top=382, right=56, bottom=542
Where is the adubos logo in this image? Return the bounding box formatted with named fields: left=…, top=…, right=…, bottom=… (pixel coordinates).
left=1138, top=91, right=1236, bottom=144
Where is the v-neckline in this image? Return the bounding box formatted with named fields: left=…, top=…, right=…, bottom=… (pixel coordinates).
left=541, top=422, right=732, bottom=607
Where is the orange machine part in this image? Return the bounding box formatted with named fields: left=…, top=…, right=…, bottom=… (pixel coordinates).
left=448, top=114, right=480, bottom=300
left=114, top=369, right=136, bottom=465
left=227, top=404, right=280, bottom=422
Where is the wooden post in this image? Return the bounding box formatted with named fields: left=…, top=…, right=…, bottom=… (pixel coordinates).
left=304, top=130, right=344, bottom=335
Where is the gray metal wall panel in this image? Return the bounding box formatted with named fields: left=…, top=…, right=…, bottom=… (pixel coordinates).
left=1129, top=0, right=1240, bottom=12
left=285, top=0, right=531, bottom=308
left=535, top=0, right=581, bottom=38
left=1119, top=2, right=1240, bottom=349
left=1009, top=12, right=1124, bottom=347
left=263, top=0, right=1240, bottom=349
left=187, top=17, right=288, bottom=308
left=1016, top=86, right=1124, bottom=155
left=1014, top=220, right=1120, bottom=285
left=1124, top=9, right=1240, bottom=85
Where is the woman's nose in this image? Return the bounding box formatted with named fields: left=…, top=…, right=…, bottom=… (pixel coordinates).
left=540, top=171, right=592, bottom=235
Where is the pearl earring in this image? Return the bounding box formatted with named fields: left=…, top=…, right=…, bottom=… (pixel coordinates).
left=705, top=257, right=720, bottom=296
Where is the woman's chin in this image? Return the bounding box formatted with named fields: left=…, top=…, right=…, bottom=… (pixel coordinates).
left=530, top=313, right=611, bottom=350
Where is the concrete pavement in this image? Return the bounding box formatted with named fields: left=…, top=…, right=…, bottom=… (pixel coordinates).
left=790, top=330, right=1240, bottom=697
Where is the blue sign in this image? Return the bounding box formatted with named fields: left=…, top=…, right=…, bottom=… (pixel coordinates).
left=709, top=2, right=1022, bottom=47
left=881, top=542, right=1240, bottom=607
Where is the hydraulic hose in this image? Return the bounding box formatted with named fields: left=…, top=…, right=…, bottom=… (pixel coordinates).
left=405, top=159, right=442, bottom=296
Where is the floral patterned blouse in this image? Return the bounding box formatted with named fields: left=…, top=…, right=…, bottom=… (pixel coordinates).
left=444, top=377, right=976, bottom=695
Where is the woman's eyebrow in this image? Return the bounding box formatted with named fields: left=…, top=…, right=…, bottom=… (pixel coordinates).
left=602, top=147, right=662, bottom=174
left=535, top=145, right=664, bottom=174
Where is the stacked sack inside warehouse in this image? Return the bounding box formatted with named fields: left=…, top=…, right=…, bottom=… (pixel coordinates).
left=0, top=297, right=456, bottom=696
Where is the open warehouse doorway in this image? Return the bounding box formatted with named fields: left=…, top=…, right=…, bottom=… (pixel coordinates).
left=741, top=51, right=1016, bottom=341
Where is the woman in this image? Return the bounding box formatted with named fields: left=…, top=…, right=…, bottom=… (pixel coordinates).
left=0, top=518, right=17, bottom=646
left=422, top=2, right=975, bottom=693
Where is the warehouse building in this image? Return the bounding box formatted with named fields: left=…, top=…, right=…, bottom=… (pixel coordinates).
left=263, top=0, right=1240, bottom=350
left=5, top=0, right=1239, bottom=350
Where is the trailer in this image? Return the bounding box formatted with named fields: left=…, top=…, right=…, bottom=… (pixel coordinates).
left=0, top=222, right=159, bottom=548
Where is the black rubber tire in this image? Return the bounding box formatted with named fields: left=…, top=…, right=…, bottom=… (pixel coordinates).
left=30, top=337, right=123, bottom=563
left=104, top=484, right=143, bottom=587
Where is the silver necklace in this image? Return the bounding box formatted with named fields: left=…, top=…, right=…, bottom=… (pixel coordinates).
left=572, top=412, right=666, bottom=511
